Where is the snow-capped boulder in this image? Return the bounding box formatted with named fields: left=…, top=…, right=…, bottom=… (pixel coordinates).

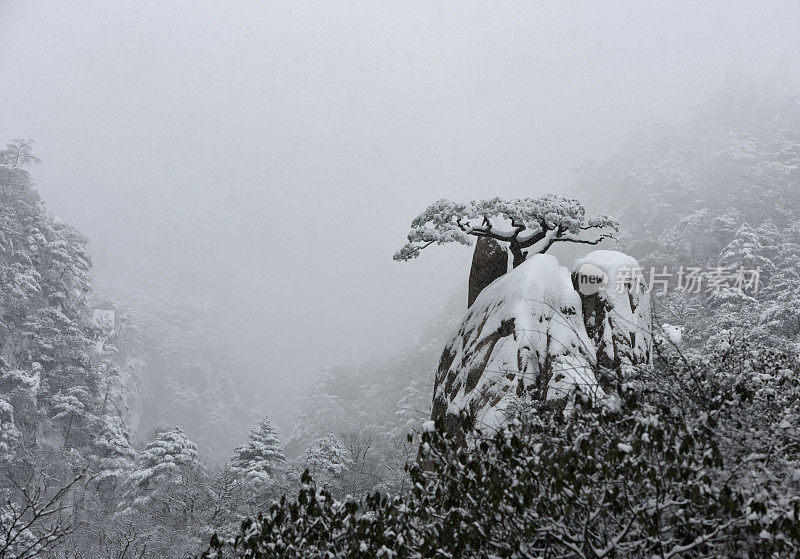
left=571, top=250, right=652, bottom=377
left=431, top=254, right=599, bottom=441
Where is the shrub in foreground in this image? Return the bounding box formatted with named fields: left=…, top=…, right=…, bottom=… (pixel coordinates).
left=202, top=340, right=800, bottom=558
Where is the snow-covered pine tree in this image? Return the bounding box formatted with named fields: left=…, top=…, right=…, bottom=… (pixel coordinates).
left=0, top=397, right=20, bottom=463
left=300, top=434, right=350, bottom=489
left=285, top=366, right=349, bottom=457
left=394, top=194, right=618, bottom=268
left=717, top=223, right=776, bottom=282
left=118, top=426, right=211, bottom=556
left=760, top=265, right=800, bottom=342
left=121, top=426, right=199, bottom=510
left=91, top=415, right=137, bottom=495
left=392, top=378, right=430, bottom=442
left=50, top=386, right=94, bottom=449
left=229, top=415, right=287, bottom=490
left=756, top=219, right=781, bottom=258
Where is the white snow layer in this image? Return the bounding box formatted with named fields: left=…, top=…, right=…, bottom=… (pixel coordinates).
left=660, top=323, right=683, bottom=345
left=421, top=420, right=436, bottom=433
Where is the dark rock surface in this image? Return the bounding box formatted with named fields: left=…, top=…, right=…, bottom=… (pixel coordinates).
left=467, top=237, right=508, bottom=308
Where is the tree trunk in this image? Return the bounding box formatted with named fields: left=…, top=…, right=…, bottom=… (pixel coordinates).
left=509, top=243, right=526, bottom=268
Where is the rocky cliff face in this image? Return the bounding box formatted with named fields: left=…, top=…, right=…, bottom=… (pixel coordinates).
left=431, top=251, right=651, bottom=441
left=467, top=237, right=507, bottom=308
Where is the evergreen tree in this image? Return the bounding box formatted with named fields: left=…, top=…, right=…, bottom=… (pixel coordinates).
left=756, top=218, right=781, bottom=257
left=0, top=397, right=20, bottom=463
left=91, top=415, right=137, bottom=493
left=229, top=415, right=287, bottom=490
left=50, top=386, right=94, bottom=448
left=717, top=222, right=776, bottom=282
left=0, top=140, right=109, bottom=453
left=300, top=434, right=350, bottom=488
left=760, top=267, right=800, bottom=340
left=119, top=427, right=210, bottom=557
left=122, top=426, right=199, bottom=507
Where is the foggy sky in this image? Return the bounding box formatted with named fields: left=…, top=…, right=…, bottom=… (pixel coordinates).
left=2, top=1, right=799, bottom=407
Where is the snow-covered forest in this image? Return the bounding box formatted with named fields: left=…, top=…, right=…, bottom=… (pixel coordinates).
left=2, top=2, right=800, bottom=558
